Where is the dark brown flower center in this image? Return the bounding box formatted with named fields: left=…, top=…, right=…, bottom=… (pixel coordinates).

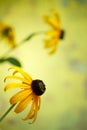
left=2, top=27, right=12, bottom=37
left=31, top=79, right=46, bottom=96
left=60, top=29, right=65, bottom=39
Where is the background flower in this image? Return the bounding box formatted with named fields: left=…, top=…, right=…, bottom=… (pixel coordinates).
left=43, top=9, right=64, bottom=54
left=0, top=21, right=16, bottom=48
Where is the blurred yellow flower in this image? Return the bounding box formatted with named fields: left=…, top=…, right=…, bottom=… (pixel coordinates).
left=4, top=66, right=46, bottom=123
left=0, top=21, right=16, bottom=48
left=43, top=9, right=64, bottom=54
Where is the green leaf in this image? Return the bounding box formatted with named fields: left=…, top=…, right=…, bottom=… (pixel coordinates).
left=6, top=57, right=22, bottom=67
left=23, top=33, right=36, bottom=42
left=0, top=57, right=22, bottom=67
left=22, top=31, right=43, bottom=42
left=0, top=58, right=5, bottom=63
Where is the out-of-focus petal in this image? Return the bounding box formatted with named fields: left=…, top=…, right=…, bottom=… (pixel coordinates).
left=44, top=38, right=58, bottom=48
left=44, top=15, right=60, bottom=29
left=49, top=43, right=58, bottom=54
left=51, top=9, right=60, bottom=22
left=46, top=30, right=60, bottom=37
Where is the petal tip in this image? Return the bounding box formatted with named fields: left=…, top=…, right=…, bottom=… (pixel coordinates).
left=4, top=87, right=6, bottom=91
left=4, top=77, right=7, bottom=82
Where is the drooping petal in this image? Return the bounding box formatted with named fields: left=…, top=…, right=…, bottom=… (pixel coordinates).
left=4, top=82, right=31, bottom=91
left=38, top=97, right=41, bottom=110
left=44, top=38, right=58, bottom=48
left=44, top=39, right=53, bottom=48
left=23, top=100, right=34, bottom=121
left=10, top=89, right=32, bottom=104
left=8, top=66, right=32, bottom=83
left=31, top=97, right=39, bottom=123
left=4, top=75, right=29, bottom=83
left=44, top=15, right=60, bottom=29
left=49, top=43, right=58, bottom=54
left=14, top=94, right=33, bottom=113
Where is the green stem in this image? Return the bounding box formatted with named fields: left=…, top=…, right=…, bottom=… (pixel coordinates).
left=0, top=104, right=16, bottom=122
left=1, top=31, right=44, bottom=58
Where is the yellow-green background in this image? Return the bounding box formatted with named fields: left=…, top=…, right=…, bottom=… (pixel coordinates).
left=0, top=0, right=87, bottom=130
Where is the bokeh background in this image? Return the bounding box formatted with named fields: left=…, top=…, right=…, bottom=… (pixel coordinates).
left=0, top=0, right=87, bottom=130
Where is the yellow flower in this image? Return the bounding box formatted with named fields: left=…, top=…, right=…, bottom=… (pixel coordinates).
left=4, top=66, right=46, bottom=123
left=43, top=9, right=64, bottom=54
left=0, top=21, right=16, bottom=48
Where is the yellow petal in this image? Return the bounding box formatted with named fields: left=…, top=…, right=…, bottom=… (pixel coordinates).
left=44, top=15, right=60, bottom=29
left=46, top=30, right=60, bottom=37
left=8, top=41, right=16, bottom=48
left=51, top=9, right=60, bottom=22
left=49, top=43, right=58, bottom=54
left=38, top=97, right=41, bottom=110
left=9, top=66, right=32, bottom=83
left=4, top=82, right=31, bottom=91
left=44, top=39, right=52, bottom=48
left=10, top=89, right=32, bottom=104
left=14, top=94, right=33, bottom=113
left=4, top=75, right=28, bottom=83
left=44, top=38, right=58, bottom=48
left=31, top=97, right=39, bottom=123
left=23, top=101, right=34, bottom=121
left=7, top=37, right=16, bottom=48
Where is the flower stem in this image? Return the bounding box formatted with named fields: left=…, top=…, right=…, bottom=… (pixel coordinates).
left=1, top=31, right=44, bottom=58
left=0, top=104, right=16, bottom=122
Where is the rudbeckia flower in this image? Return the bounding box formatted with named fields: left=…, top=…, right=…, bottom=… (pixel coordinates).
left=4, top=66, right=46, bottom=123
left=0, top=21, right=16, bottom=48
left=43, top=9, right=64, bottom=54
